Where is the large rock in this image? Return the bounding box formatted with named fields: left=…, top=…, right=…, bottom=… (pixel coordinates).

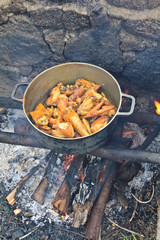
left=65, top=21, right=123, bottom=73
left=0, top=15, right=52, bottom=66
left=123, top=46, right=160, bottom=90
left=106, top=0, right=160, bottom=10
left=124, top=20, right=160, bottom=40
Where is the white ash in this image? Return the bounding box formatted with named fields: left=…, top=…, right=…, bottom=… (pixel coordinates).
left=123, top=122, right=146, bottom=149
left=0, top=142, right=73, bottom=225
left=127, top=163, right=154, bottom=196
left=0, top=108, right=24, bottom=132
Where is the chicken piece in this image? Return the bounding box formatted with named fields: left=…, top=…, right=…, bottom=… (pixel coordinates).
left=108, top=108, right=116, bottom=117
left=37, top=125, right=53, bottom=135
left=77, top=97, right=96, bottom=116
left=53, top=108, right=63, bottom=121
left=30, top=103, right=53, bottom=126
left=57, top=122, right=74, bottom=138
left=52, top=128, right=66, bottom=138
left=52, top=122, right=74, bottom=138
left=75, top=78, right=100, bottom=91
left=57, top=82, right=76, bottom=96
left=81, top=89, right=102, bottom=102
left=48, top=108, right=63, bottom=127
left=68, top=101, right=78, bottom=111
left=83, top=100, right=105, bottom=118
left=84, top=100, right=115, bottom=118
left=82, top=118, right=92, bottom=134
left=64, top=109, right=89, bottom=137
left=91, top=116, right=109, bottom=133
left=69, top=86, right=85, bottom=101
left=46, top=86, right=61, bottom=106
left=56, top=94, right=68, bottom=115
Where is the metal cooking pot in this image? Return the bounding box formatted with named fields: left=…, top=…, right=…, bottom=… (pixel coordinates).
left=11, top=62, right=135, bottom=154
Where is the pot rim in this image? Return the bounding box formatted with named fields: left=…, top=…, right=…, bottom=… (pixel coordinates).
left=23, top=62, right=123, bottom=140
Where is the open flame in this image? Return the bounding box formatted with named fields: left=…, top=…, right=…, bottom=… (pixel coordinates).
left=123, top=131, right=134, bottom=138
left=154, top=100, right=160, bottom=115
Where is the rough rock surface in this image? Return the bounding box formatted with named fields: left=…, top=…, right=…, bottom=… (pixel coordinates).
left=0, top=0, right=160, bottom=97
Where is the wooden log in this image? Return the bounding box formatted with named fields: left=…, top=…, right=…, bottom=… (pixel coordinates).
left=31, top=151, right=57, bottom=205
left=72, top=158, right=114, bottom=228
left=51, top=155, right=85, bottom=215
left=85, top=161, right=116, bottom=240
left=91, top=147, right=160, bottom=165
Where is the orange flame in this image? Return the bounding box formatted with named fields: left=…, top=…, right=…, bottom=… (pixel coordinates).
left=61, top=212, right=68, bottom=220
left=154, top=100, right=160, bottom=115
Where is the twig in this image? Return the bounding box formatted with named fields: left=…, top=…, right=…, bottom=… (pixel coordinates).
left=106, top=217, right=144, bottom=238
left=18, top=224, right=40, bottom=240
left=156, top=199, right=160, bottom=240
left=131, top=184, right=155, bottom=204
left=51, top=225, right=90, bottom=240
left=129, top=200, right=138, bottom=222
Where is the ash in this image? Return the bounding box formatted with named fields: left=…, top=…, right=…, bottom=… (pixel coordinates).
left=0, top=142, right=75, bottom=226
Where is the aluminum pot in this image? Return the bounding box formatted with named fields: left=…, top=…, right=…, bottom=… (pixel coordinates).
left=11, top=62, right=135, bottom=154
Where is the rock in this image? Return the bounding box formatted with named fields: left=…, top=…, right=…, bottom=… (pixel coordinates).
left=120, top=30, right=146, bottom=51
left=65, top=24, right=123, bottom=73
left=0, top=15, right=52, bottom=66
left=123, top=46, right=160, bottom=90
left=29, top=8, right=63, bottom=28
left=106, top=0, right=160, bottom=10
left=123, top=51, right=136, bottom=64
left=43, top=29, right=66, bottom=61
left=124, top=20, right=160, bottom=40
left=62, top=10, right=90, bottom=31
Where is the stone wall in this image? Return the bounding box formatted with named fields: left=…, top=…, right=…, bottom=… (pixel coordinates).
left=0, top=0, right=160, bottom=97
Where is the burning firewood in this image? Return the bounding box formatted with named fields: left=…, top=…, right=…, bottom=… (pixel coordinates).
left=85, top=161, right=117, bottom=240
left=31, top=151, right=57, bottom=205
left=51, top=154, right=85, bottom=216
left=72, top=156, right=110, bottom=228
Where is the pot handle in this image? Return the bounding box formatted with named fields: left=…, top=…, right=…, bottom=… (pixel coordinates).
left=11, top=83, right=29, bottom=103
left=117, top=93, right=135, bottom=116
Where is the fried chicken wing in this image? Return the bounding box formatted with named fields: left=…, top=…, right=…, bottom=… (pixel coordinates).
left=77, top=97, right=96, bottom=116
left=58, top=82, right=76, bottom=95
left=69, top=86, right=85, bottom=101
left=46, top=86, right=60, bottom=106
left=30, top=103, right=53, bottom=126
left=52, top=122, right=74, bottom=138
left=64, top=109, right=89, bottom=137
left=56, top=94, right=68, bottom=115
left=84, top=100, right=115, bottom=118
left=57, top=122, right=74, bottom=138
left=91, top=116, right=109, bottom=133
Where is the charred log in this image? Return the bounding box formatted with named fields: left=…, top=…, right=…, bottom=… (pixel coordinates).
left=85, top=161, right=116, bottom=240
left=72, top=157, right=115, bottom=228
left=31, top=151, right=57, bottom=205
left=91, top=146, right=160, bottom=165
left=51, top=155, right=85, bottom=215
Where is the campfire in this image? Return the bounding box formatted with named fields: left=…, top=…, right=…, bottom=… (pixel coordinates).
left=0, top=92, right=160, bottom=239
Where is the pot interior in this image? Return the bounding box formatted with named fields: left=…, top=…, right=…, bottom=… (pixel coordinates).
left=24, top=63, right=121, bottom=117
